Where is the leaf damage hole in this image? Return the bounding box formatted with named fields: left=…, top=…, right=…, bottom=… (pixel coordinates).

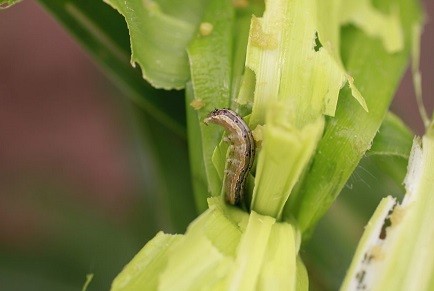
left=355, top=269, right=367, bottom=290
left=313, top=31, right=323, bottom=52
left=379, top=204, right=396, bottom=239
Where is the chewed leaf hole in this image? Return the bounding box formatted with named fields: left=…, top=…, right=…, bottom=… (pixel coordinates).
left=379, top=205, right=396, bottom=239
left=314, top=31, right=323, bottom=52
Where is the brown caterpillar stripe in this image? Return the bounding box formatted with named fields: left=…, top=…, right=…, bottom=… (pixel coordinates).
left=204, top=108, right=255, bottom=206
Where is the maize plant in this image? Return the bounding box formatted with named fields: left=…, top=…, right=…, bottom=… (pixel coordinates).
left=3, top=0, right=433, bottom=290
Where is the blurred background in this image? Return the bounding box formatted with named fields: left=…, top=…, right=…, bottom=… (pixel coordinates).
left=0, top=0, right=433, bottom=290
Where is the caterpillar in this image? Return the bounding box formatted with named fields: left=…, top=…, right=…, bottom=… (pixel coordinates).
left=204, top=108, right=255, bottom=206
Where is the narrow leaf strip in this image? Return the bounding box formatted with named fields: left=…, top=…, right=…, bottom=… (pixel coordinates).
left=367, top=112, right=413, bottom=185
left=367, top=112, right=413, bottom=159
left=411, top=22, right=430, bottom=128
left=0, top=0, right=22, bottom=9
left=227, top=211, right=275, bottom=290
left=257, top=222, right=300, bottom=291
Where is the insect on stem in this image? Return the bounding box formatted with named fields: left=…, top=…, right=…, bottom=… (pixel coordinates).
left=204, top=109, right=255, bottom=206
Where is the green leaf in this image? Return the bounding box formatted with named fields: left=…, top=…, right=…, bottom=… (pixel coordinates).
left=104, top=0, right=210, bottom=90
left=111, top=232, right=183, bottom=290
left=285, top=0, right=422, bottom=236
left=37, top=0, right=187, bottom=137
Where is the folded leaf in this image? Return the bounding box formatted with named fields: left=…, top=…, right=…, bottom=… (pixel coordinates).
left=104, top=0, right=210, bottom=89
